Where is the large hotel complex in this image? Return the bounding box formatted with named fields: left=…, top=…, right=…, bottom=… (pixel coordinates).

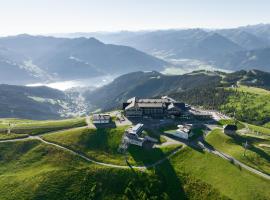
left=123, top=96, right=187, bottom=118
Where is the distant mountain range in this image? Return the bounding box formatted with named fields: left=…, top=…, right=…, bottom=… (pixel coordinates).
left=84, top=69, right=270, bottom=111
left=60, top=24, right=270, bottom=72
left=1, top=24, right=270, bottom=86
left=1, top=69, right=270, bottom=119
left=0, top=35, right=167, bottom=84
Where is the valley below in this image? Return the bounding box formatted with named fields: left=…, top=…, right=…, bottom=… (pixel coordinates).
left=1, top=23, right=270, bottom=200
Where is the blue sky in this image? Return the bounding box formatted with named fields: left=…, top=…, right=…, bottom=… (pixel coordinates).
left=0, top=0, right=269, bottom=35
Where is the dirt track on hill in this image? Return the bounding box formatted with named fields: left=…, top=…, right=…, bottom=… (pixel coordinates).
left=0, top=133, right=182, bottom=170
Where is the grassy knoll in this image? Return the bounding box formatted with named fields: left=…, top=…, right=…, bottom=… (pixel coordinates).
left=167, top=147, right=270, bottom=200
left=264, top=122, right=270, bottom=129
left=221, top=86, right=270, bottom=125
left=248, top=124, right=270, bottom=135
left=42, top=126, right=179, bottom=166
left=0, top=140, right=170, bottom=200
left=0, top=117, right=87, bottom=135
left=0, top=124, right=7, bottom=129
left=206, top=129, right=270, bottom=175
left=12, top=117, right=86, bottom=128
left=0, top=139, right=229, bottom=200
left=42, top=127, right=128, bottom=165
left=0, top=118, right=34, bottom=129
left=236, top=85, right=270, bottom=95
left=128, top=144, right=182, bottom=166
left=0, top=132, right=28, bottom=140
left=218, top=119, right=245, bottom=129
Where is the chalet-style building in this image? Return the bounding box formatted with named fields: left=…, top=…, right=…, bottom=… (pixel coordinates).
left=175, top=124, right=194, bottom=140
left=123, top=96, right=186, bottom=118
left=92, top=114, right=111, bottom=124
left=125, top=123, right=145, bottom=146
left=124, top=123, right=158, bottom=147
left=165, top=124, right=194, bottom=140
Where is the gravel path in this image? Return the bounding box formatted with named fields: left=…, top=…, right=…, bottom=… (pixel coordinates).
left=198, top=141, right=270, bottom=180
left=0, top=134, right=182, bottom=170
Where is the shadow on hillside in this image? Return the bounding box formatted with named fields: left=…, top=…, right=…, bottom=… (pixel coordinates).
left=94, top=121, right=116, bottom=129
left=128, top=146, right=187, bottom=199
left=163, top=133, right=205, bottom=154
left=203, top=133, right=270, bottom=174
left=144, top=128, right=166, bottom=144
left=198, top=138, right=246, bottom=169
left=79, top=128, right=110, bottom=151
left=230, top=134, right=270, bottom=164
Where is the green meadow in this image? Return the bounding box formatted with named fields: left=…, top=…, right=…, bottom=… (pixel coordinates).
left=206, top=129, right=270, bottom=175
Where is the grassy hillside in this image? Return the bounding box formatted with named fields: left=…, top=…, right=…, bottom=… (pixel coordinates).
left=0, top=140, right=229, bottom=200
left=0, top=116, right=269, bottom=199
left=42, top=126, right=180, bottom=166
left=218, top=119, right=245, bottom=129
left=206, top=129, right=270, bottom=175
left=220, top=86, right=270, bottom=125
left=172, top=85, right=270, bottom=126
left=0, top=117, right=86, bottom=135
left=168, top=147, right=270, bottom=200
left=0, top=132, right=28, bottom=140
left=0, top=140, right=167, bottom=200
left=248, top=124, right=270, bottom=135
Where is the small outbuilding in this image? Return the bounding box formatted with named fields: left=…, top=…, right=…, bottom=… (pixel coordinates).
left=124, top=123, right=157, bottom=147
left=175, top=124, right=194, bottom=140
left=165, top=124, right=194, bottom=140
left=224, top=124, right=237, bottom=135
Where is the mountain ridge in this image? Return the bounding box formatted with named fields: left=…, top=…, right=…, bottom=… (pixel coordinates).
left=0, top=35, right=167, bottom=84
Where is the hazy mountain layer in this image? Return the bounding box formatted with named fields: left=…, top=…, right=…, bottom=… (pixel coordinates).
left=0, top=35, right=167, bottom=84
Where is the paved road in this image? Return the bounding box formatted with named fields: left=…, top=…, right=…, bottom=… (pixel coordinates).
left=159, top=126, right=270, bottom=181
left=197, top=140, right=270, bottom=180
left=199, top=124, right=270, bottom=180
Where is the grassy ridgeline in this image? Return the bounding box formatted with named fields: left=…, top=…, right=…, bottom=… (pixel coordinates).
left=0, top=117, right=87, bottom=135
left=0, top=140, right=228, bottom=200
left=0, top=139, right=268, bottom=199
left=0, top=140, right=166, bottom=200
left=0, top=118, right=269, bottom=199
left=42, top=126, right=181, bottom=166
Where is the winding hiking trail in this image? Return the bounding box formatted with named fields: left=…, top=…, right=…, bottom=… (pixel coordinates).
left=1, top=117, right=270, bottom=180
left=0, top=130, right=182, bottom=170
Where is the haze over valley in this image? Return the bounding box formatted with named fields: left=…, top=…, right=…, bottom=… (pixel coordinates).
left=0, top=1, right=270, bottom=199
